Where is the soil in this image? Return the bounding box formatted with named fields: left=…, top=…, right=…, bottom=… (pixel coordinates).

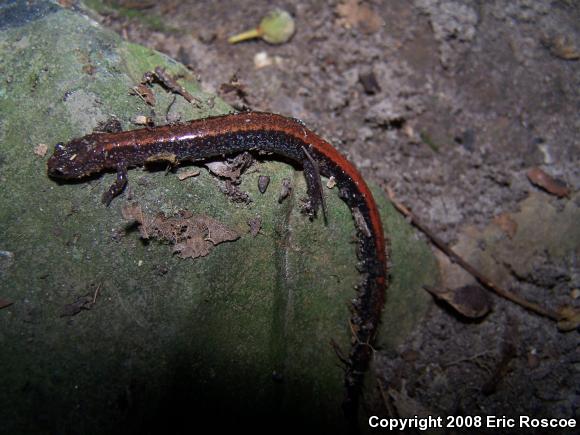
left=88, top=0, right=579, bottom=429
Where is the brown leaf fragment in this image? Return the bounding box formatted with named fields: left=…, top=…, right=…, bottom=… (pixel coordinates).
left=527, top=167, right=570, bottom=198
left=121, top=202, right=149, bottom=238
left=425, top=284, right=491, bottom=319
left=96, top=118, right=122, bottom=133
left=60, top=295, right=93, bottom=317
left=0, top=298, right=14, bottom=309
left=278, top=178, right=292, bottom=203
left=493, top=213, right=518, bottom=239
left=177, top=169, right=200, bottom=180
left=543, top=34, right=580, bottom=60
left=205, top=152, right=253, bottom=181
left=556, top=306, right=580, bottom=332
left=122, top=202, right=145, bottom=224
left=336, top=0, right=384, bottom=34
left=34, top=143, right=48, bottom=157
left=173, top=233, right=212, bottom=259
left=197, top=215, right=240, bottom=245
left=132, top=83, right=156, bottom=106
left=248, top=216, right=262, bottom=237
left=121, top=206, right=240, bottom=260
left=221, top=180, right=252, bottom=204
left=153, top=67, right=197, bottom=104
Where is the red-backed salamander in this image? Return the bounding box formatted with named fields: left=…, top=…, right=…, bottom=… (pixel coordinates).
left=47, top=111, right=387, bottom=427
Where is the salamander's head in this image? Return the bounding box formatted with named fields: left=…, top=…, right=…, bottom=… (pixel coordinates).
left=47, top=136, right=105, bottom=179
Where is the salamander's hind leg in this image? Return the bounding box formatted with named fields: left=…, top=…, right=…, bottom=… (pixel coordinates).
left=302, top=146, right=327, bottom=223
left=102, top=165, right=128, bottom=206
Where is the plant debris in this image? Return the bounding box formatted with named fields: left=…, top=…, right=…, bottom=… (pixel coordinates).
left=95, top=118, right=122, bottom=133
left=527, top=167, right=570, bottom=198
left=336, top=0, right=384, bottom=34
left=131, top=83, right=156, bottom=106
left=221, top=180, right=252, bottom=204
left=60, top=284, right=101, bottom=317
left=228, top=8, right=296, bottom=45
left=424, top=284, right=491, bottom=319
left=0, top=298, right=13, bottom=309
left=493, top=213, right=518, bottom=239
left=385, top=186, right=562, bottom=322
left=121, top=203, right=240, bottom=260
left=177, top=168, right=200, bottom=180
left=248, top=216, right=262, bottom=237
left=151, top=66, right=197, bottom=104
left=542, top=34, right=580, bottom=60
left=205, top=152, right=253, bottom=181
left=34, top=143, right=48, bottom=157
left=258, top=175, right=270, bottom=194
left=278, top=178, right=292, bottom=203
left=556, top=306, right=580, bottom=332
left=60, top=294, right=94, bottom=317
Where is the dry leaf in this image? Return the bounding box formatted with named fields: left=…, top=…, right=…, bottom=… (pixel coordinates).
left=34, top=143, right=48, bottom=157
left=336, top=0, right=383, bottom=34
left=60, top=295, right=93, bottom=317
left=248, top=216, right=262, bottom=237
left=205, top=152, right=253, bottom=181
left=527, top=167, right=570, bottom=198
left=544, top=35, right=580, bottom=60
left=493, top=213, right=518, bottom=239
left=177, top=169, right=200, bottom=180
left=173, top=233, right=211, bottom=259
left=122, top=203, right=240, bottom=260
left=132, top=83, right=156, bottom=106
left=425, top=284, right=491, bottom=319
left=556, top=306, right=580, bottom=332
left=153, top=66, right=196, bottom=104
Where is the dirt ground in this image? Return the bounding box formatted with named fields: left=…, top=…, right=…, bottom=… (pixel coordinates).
left=88, top=0, right=579, bottom=429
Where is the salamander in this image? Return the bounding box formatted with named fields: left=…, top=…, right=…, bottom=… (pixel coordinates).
left=47, top=111, right=387, bottom=427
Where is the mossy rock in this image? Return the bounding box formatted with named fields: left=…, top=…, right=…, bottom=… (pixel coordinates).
left=0, top=2, right=437, bottom=433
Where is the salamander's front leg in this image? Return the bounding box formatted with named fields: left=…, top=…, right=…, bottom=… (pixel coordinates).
left=102, top=165, right=128, bottom=206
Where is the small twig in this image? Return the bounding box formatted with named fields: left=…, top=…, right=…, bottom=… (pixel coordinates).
left=165, top=94, right=177, bottom=123
left=384, top=186, right=561, bottom=322
left=153, top=66, right=200, bottom=106
left=92, top=283, right=102, bottom=304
